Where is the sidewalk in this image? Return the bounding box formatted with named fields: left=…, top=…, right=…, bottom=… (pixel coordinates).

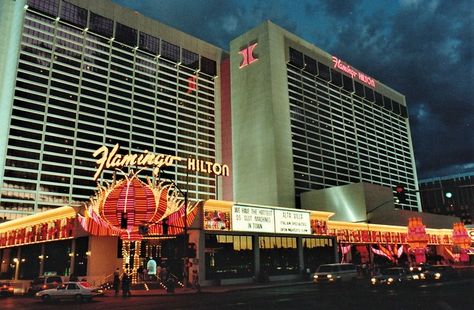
left=103, top=279, right=313, bottom=297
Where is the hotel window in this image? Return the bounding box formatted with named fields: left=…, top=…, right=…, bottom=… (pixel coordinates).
left=139, top=32, right=159, bottom=55
left=259, top=236, right=299, bottom=275
left=289, top=47, right=304, bottom=68
left=60, top=1, right=87, bottom=28
left=182, top=49, right=199, bottom=69
left=115, top=23, right=137, bottom=47
left=317, top=62, right=330, bottom=81
left=89, top=12, right=114, bottom=38
left=28, top=0, right=59, bottom=17
left=304, top=55, right=317, bottom=75
left=205, top=234, right=254, bottom=280
left=200, top=57, right=216, bottom=76
left=161, top=40, right=180, bottom=62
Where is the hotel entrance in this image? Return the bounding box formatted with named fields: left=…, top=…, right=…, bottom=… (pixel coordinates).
left=118, top=236, right=187, bottom=285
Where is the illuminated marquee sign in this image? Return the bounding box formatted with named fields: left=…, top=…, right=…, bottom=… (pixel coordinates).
left=232, top=205, right=274, bottom=233
left=0, top=217, right=75, bottom=248
left=92, top=144, right=230, bottom=181
left=231, top=205, right=311, bottom=235
left=332, top=56, right=376, bottom=88
left=274, top=210, right=311, bottom=234
left=239, top=42, right=258, bottom=68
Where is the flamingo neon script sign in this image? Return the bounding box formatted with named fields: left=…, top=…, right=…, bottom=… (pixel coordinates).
left=92, top=144, right=230, bottom=181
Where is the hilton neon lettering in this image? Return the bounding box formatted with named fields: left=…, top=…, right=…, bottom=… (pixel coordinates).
left=239, top=42, right=258, bottom=68
left=332, top=56, right=376, bottom=88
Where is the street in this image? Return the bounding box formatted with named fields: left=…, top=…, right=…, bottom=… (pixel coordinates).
left=2, top=278, right=473, bottom=310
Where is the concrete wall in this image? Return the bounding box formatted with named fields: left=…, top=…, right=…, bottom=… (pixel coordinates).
left=0, top=0, right=26, bottom=188
left=230, top=21, right=295, bottom=208
left=87, top=236, right=121, bottom=286
left=301, top=183, right=369, bottom=222
left=301, top=182, right=458, bottom=229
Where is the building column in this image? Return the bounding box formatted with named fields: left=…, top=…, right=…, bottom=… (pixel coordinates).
left=69, top=238, right=76, bottom=277
left=297, top=237, right=305, bottom=274
left=253, top=236, right=260, bottom=279
left=334, top=238, right=340, bottom=263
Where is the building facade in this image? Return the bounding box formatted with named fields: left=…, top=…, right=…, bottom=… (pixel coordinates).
left=419, top=173, right=474, bottom=225
left=230, top=22, right=420, bottom=211
left=0, top=0, right=226, bottom=220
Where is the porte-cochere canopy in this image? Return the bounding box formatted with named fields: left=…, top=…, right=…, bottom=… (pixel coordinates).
left=78, top=173, right=198, bottom=240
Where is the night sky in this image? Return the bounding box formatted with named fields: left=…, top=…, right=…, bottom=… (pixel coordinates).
left=113, top=0, right=473, bottom=180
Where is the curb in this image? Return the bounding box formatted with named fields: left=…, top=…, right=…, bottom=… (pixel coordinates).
left=101, top=281, right=314, bottom=298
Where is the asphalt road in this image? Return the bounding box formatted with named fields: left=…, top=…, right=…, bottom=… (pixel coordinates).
left=2, top=279, right=473, bottom=310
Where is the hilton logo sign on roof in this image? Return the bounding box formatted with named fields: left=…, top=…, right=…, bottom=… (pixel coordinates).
left=332, top=56, right=376, bottom=88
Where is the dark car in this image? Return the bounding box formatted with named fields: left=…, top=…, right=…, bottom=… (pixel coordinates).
left=423, top=265, right=458, bottom=281
left=0, top=282, right=14, bottom=297
left=371, top=267, right=408, bottom=286
left=28, top=276, right=63, bottom=296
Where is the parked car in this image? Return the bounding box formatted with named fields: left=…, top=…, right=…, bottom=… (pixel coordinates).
left=312, top=263, right=358, bottom=285
left=0, top=282, right=14, bottom=297
left=422, top=265, right=458, bottom=281
left=36, top=281, right=103, bottom=303
left=28, top=275, right=63, bottom=295
left=371, top=267, right=411, bottom=286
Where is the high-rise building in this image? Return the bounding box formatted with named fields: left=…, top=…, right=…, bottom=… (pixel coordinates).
left=0, top=0, right=225, bottom=219
left=230, top=22, right=420, bottom=211
left=419, top=173, right=474, bottom=225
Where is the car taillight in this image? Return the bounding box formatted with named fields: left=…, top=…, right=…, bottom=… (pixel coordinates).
left=8, top=287, right=14, bottom=291
left=2, top=285, right=6, bottom=288
left=42, top=285, right=47, bottom=289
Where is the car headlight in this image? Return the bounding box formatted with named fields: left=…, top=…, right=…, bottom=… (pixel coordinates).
left=420, top=273, right=425, bottom=279
left=314, top=275, right=318, bottom=279
left=327, top=274, right=332, bottom=278
left=413, top=274, right=419, bottom=280
left=371, top=278, right=377, bottom=284
left=434, top=273, right=441, bottom=279
left=387, top=277, right=394, bottom=283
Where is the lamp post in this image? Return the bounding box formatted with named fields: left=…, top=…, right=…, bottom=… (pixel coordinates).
left=158, top=162, right=190, bottom=287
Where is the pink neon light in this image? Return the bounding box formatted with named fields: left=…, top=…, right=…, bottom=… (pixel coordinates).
left=239, top=42, right=258, bottom=68
left=187, top=75, right=197, bottom=93
left=332, top=56, right=376, bottom=88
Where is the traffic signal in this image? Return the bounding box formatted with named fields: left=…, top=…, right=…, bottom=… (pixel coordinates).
left=395, top=184, right=406, bottom=204
left=187, top=243, right=197, bottom=258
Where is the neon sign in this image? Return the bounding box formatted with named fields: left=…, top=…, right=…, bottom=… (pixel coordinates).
left=92, top=144, right=230, bottom=181
left=331, top=56, right=376, bottom=88
left=239, top=42, right=258, bottom=68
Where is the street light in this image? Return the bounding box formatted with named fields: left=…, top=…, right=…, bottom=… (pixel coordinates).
left=157, top=164, right=190, bottom=287
left=13, top=258, right=19, bottom=280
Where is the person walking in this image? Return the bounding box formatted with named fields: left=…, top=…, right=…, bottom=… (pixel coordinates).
left=121, top=273, right=131, bottom=297
left=113, top=268, right=120, bottom=296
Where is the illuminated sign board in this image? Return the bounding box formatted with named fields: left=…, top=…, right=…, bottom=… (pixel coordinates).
left=92, top=144, right=230, bottom=181
left=469, top=229, right=474, bottom=242
left=232, top=205, right=274, bottom=233
left=239, top=42, right=258, bottom=68
left=231, top=205, right=311, bottom=235
left=331, top=56, right=376, bottom=88
left=274, top=210, right=311, bottom=234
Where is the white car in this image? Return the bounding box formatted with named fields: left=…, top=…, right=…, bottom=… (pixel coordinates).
left=312, top=263, right=358, bottom=284
left=36, top=282, right=103, bottom=302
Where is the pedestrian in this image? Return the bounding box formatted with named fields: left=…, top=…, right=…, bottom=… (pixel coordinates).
left=121, top=273, right=131, bottom=297
left=192, top=269, right=201, bottom=293
left=113, top=268, right=120, bottom=296
left=142, top=266, right=148, bottom=282
left=137, top=265, right=143, bottom=282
